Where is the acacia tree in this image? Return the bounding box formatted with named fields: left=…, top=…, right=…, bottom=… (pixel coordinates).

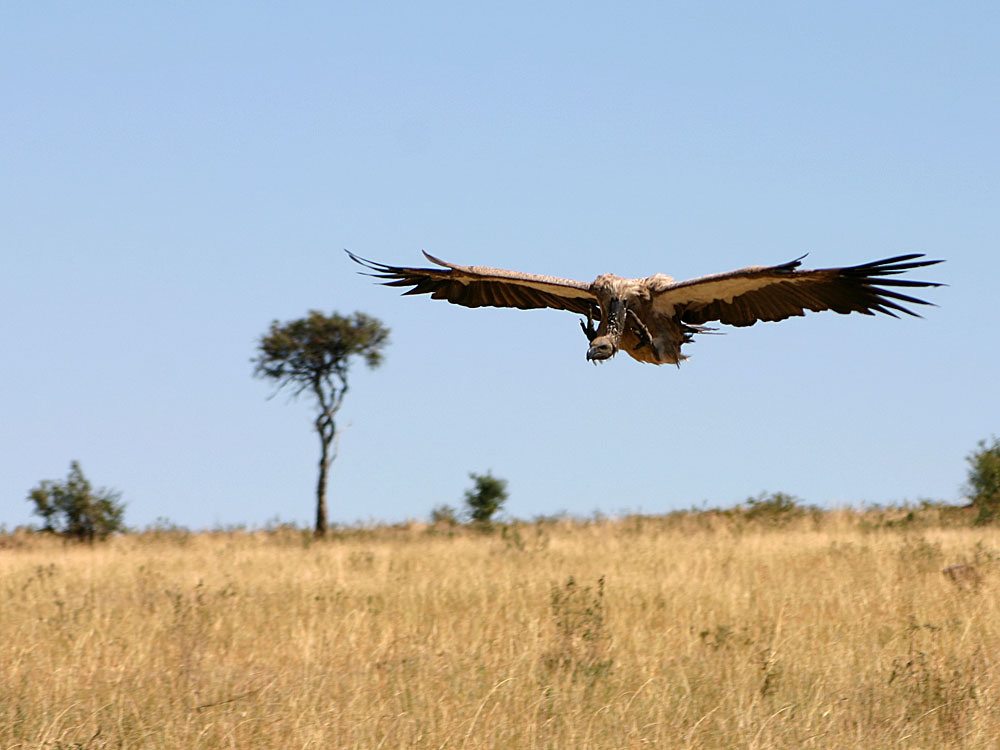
left=253, top=310, right=389, bottom=537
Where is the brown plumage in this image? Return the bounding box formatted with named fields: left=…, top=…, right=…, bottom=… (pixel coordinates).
left=346, top=250, right=943, bottom=366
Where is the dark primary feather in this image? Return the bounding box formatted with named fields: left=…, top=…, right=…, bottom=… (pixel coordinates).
left=658, top=254, right=944, bottom=327
left=345, top=250, right=599, bottom=318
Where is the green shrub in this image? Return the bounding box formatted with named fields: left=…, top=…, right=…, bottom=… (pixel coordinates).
left=966, top=437, right=1000, bottom=524
left=463, top=471, right=508, bottom=527
left=27, top=461, right=126, bottom=542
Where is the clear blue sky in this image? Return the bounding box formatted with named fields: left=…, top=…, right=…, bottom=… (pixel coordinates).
left=3, top=2, right=997, bottom=529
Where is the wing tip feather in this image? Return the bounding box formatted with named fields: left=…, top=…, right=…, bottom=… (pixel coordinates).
left=421, top=250, right=452, bottom=268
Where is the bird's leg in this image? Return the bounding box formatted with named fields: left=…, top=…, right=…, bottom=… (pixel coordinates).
left=580, top=309, right=598, bottom=342
left=626, top=309, right=660, bottom=359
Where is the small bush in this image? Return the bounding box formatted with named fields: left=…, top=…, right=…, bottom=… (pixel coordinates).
left=742, top=492, right=809, bottom=525
left=965, top=437, right=1000, bottom=524
left=430, top=504, right=459, bottom=526
left=463, top=471, right=508, bottom=527
left=542, top=576, right=613, bottom=682
left=27, top=461, right=126, bottom=542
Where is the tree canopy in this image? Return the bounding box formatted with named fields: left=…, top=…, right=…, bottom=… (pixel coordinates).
left=254, top=311, right=389, bottom=398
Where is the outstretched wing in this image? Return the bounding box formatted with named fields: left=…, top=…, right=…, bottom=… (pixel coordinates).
left=346, top=250, right=599, bottom=317
left=652, top=254, right=944, bottom=327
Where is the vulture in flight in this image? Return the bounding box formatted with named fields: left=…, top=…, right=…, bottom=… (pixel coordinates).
left=346, top=250, right=943, bottom=366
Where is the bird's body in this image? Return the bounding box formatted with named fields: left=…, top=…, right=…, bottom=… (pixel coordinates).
left=347, top=251, right=943, bottom=366
left=585, top=272, right=693, bottom=365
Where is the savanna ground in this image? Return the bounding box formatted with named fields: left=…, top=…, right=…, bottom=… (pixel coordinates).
left=3, top=506, right=1000, bottom=749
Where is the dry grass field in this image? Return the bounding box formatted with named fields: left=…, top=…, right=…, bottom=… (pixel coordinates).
left=3, top=511, right=1000, bottom=749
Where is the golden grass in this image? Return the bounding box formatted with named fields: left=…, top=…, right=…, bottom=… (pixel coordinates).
left=3, top=514, right=1000, bottom=749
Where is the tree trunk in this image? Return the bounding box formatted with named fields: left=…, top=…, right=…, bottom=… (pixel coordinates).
left=314, top=411, right=335, bottom=538
left=315, top=433, right=329, bottom=537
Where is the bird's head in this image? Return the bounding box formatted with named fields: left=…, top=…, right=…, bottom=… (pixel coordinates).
left=586, top=334, right=618, bottom=362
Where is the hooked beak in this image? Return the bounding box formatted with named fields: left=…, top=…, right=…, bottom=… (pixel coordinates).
left=587, top=336, right=616, bottom=361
